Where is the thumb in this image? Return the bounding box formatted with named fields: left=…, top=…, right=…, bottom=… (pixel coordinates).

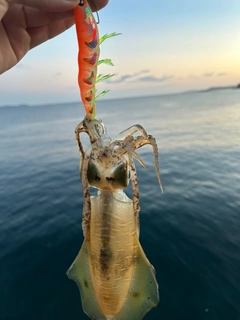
left=10, top=0, right=79, bottom=12
left=10, top=0, right=109, bottom=12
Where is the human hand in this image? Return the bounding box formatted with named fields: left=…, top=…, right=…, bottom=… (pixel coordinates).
left=0, top=0, right=108, bottom=74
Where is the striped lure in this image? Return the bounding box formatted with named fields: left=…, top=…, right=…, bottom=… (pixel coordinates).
left=74, top=1, right=118, bottom=119
left=74, top=0, right=99, bottom=118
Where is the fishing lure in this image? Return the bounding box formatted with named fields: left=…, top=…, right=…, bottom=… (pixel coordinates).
left=73, top=0, right=116, bottom=119
left=74, top=0, right=99, bottom=118
left=67, top=1, right=162, bottom=319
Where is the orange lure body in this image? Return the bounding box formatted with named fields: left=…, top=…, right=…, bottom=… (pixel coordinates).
left=74, top=1, right=99, bottom=119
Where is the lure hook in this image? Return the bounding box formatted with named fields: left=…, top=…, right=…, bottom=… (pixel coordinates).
left=95, top=11, right=100, bottom=24
left=88, top=0, right=100, bottom=24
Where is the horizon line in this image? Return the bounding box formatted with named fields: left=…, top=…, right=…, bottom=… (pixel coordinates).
left=0, top=83, right=239, bottom=108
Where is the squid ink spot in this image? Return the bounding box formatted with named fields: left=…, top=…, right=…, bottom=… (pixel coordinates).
left=132, top=292, right=140, bottom=298
left=99, top=248, right=112, bottom=273
left=95, top=175, right=101, bottom=182
left=106, top=177, right=115, bottom=182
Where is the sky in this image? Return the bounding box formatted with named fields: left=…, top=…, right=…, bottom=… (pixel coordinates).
left=0, top=0, right=240, bottom=106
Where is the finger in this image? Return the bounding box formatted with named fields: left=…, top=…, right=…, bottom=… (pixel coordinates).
left=11, top=0, right=109, bottom=12
left=24, top=6, right=74, bottom=28
left=28, top=16, right=74, bottom=48
left=0, top=0, right=9, bottom=20
left=23, top=0, right=109, bottom=28
left=10, top=0, right=79, bottom=12
left=89, top=0, right=109, bottom=11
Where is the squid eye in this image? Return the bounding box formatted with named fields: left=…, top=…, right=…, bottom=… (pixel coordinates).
left=113, top=163, right=128, bottom=188
left=87, top=162, right=101, bottom=184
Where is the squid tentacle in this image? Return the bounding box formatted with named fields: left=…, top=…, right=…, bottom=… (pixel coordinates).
left=80, top=146, right=92, bottom=241
left=110, top=140, right=148, bottom=168
left=75, top=121, right=86, bottom=159
left=129, top=135, right=163, bottom=192
left=128, top=155, right=140, bottom=238
left=112, top=124, right=148, bottom=141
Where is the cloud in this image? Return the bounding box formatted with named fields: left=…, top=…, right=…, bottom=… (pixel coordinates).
left=188, top=74, right=199, bottom=80
left=138, top=75, right=174, bottom=82
left=216, top=72, right=227, bottom=77
left=110, top=74, right=132, bottom=84
left=202, top=72, right=227, bottom=78
left=133, top=69, right=150, bottom=77
left=203, top=72, right=214, bottom=78
left=108, top=69, right=150, bottom=84
left=107, top=70, right=173, bottom=84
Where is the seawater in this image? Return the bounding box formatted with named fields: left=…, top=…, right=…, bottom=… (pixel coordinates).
left=0, top=90, right=240, bottom=320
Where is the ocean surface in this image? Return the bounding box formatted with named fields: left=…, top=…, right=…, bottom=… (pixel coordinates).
left=0, top=90, right=240, bottom=320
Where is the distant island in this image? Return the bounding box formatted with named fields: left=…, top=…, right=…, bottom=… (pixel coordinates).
left=201, top=83, right=240, bottom=92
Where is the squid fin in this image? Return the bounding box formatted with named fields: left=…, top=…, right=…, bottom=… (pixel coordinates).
left=67, top=239, right=159, bottom=320
left=67, top=241, right=105, bottom=320
left=116, top=239, right=159, bottom=320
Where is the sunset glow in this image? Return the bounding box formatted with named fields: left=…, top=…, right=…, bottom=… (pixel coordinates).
left=0, top=0, right=239, bottom=106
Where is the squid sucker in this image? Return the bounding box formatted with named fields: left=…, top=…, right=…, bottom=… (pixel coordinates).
left=67, top=117, right=162, bottom=320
